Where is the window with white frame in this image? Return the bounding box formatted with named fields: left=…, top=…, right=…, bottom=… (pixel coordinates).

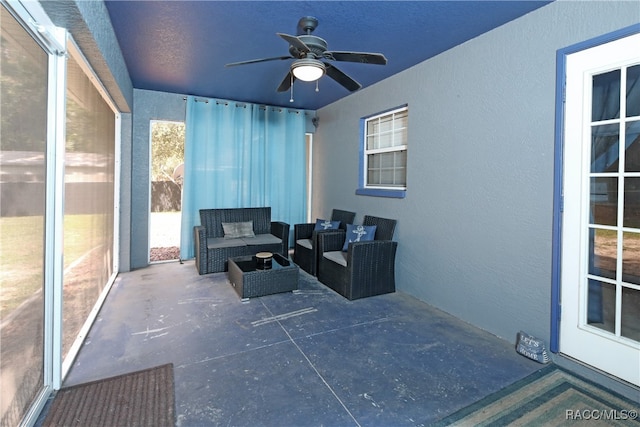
left=358, top=106, right=407, bottom=197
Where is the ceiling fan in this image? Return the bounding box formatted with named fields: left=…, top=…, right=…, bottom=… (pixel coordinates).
left=225, top=16, right=387, bottom=93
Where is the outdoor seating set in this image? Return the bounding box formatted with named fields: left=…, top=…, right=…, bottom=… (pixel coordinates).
left=194, top=207, right=398, bottom=301
left=194, top=207, right=289, bottom=275
left=294, top=209, right=398, bottom=300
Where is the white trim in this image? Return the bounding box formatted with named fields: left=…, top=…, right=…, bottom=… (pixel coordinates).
left=2, top=0, right=64, bottom=55
left=48, top=26, right=67, bottom=393
left=1, top=2, right=67, bottom=424
left=561, top=31, right=640, bottom=387
left=114, top=115, right=122, bottom=274
left=306, top=133, right=313, bottom=223
left=362, top=106, right=408, bottom=191
left=66, top=38, right=119, bottom=114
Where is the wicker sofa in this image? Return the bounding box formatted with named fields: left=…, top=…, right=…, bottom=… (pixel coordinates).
left=194, top=207, right=289, bottom=275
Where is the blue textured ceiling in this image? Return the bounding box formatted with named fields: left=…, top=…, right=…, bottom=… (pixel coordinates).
left=105, top=1, right=551, bottom=110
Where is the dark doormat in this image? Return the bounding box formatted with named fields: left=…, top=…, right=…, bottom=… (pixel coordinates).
left=43, top=363, right=175, bottom=427
left=432, top=365, right=640, bottom=426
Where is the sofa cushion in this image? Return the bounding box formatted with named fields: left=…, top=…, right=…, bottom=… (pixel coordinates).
left=207, top=237, right=246, bottom=249
left=314, top=219, right=340, bottom=231
left=222, top=221, right=255, bottom=239
left=296, top=238, right=313, bottom=249
left=242, top=233, right=282, bottom=246
left=342, top=224, right=377, bottom=251
left=323, top=251, right=348, bottom=267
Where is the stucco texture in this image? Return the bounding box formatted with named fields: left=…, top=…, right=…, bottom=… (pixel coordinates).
left=313, top=0, right=640, bottom=343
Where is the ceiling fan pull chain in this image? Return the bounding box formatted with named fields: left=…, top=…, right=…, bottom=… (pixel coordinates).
left=289, top=74, right=294, bottom=102
left=315, top=80, right=319, bottom=92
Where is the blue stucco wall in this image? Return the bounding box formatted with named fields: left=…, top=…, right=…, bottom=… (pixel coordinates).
left=41, top=0, right=133, bottom=112
left=313, top=1, right=640, bottom=343
left=39, top=0, right=134, bottom=271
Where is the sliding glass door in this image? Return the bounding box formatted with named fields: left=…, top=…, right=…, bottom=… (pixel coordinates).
left=62, top=46, right=117, bottom=364
left=0, top=4, right=49, bottom=424
left=1, top=2, right=120, bottom=424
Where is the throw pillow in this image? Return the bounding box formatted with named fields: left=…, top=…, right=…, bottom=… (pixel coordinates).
left=342, top=224, right=377, bottom=251
left=314, top=219, right=341, bottom=231
left=222, top=221, right=255, bottom=239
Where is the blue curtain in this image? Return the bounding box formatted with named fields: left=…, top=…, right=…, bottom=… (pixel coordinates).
left=180, top=97, right=307, bottom=259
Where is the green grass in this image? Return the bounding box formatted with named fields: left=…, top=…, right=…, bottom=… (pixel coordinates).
left=0, top=214, right=111, bottom=314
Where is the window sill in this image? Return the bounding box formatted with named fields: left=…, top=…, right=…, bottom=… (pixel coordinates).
left=356, top=188, right=406, bottom=199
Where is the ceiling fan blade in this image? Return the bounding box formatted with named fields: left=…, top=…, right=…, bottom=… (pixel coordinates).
left=324, top=51, right=387, bottom=65
left=225, top=56, right=292, bottom=67
left=324, top=63, right=362, bottom=92
left=277, top=33, right=310, bottom=53
left=277, top=71, right=295, bottom=92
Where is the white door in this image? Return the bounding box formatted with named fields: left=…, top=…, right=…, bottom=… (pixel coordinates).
left=561, top=32, right=640, bottom=386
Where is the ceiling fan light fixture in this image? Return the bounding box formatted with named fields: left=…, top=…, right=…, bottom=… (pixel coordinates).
left=291, top=58, right=325, bottom=82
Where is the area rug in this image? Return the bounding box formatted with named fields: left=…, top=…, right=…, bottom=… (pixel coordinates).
left=43, top=363, right=175, bottom=427
left=433, top=365, right=640, bottom=426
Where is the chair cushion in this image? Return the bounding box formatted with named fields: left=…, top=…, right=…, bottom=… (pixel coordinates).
left=323, top=251, right=348, bottom=267
left=222, top=221, right=255, bottom=239
left=314, top=219, right=340, bottom=231
left=296, top=238, right=313, bottom=250
left=207, top=237, right=246, bottom=249
left=342, top=224, right=377, bottom=251
left=242, top=233, right=281, bottom=246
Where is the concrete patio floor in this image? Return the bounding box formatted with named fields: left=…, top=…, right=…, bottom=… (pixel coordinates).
left=47, top=260, right=550, bottom=426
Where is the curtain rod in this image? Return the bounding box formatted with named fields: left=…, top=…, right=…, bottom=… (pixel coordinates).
left=182, top=95, right=315, bottom=115
left=182, top=96, right=209, bottom=103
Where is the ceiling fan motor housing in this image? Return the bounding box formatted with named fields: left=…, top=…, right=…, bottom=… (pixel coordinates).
left=289, top=35, right=327, bottom=59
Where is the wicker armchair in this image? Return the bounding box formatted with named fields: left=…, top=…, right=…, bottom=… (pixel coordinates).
left=293, top=209, right=356, bottom=276
left=317, top=215, right=397, bottom=300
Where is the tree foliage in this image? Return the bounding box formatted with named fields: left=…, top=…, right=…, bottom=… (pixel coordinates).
left=1, top=29, right=48, bottom=152
left=151, top=122, right=185, bottom=183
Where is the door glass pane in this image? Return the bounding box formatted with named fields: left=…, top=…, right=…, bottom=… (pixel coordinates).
left=592, top=69, right=620, bottom=121
left=62, top=53, right=115, bottom=359
left=591, top=124, right=619, bottom=173
left=624, top=177, right=640, bottom=229
left=587, top=279, right=616, bottom=334
left=0, top=5, right=47, bottom=425
left=625, top=121, right=640, bottom=172
left=590, top=177, right=617, bottom=226
left=622, top=232, right=640, bottom=285
left=621, top=286, right=640, bottom=341
left=589, top=228, right=616, bottom=279
left=626, top=64, right=640, bottom=118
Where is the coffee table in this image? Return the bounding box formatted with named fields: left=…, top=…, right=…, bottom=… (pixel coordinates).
left=227, top=253, right=299, bottom=300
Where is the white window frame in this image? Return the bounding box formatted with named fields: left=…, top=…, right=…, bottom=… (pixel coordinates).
left=357, top=105, right=407, bottom=198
